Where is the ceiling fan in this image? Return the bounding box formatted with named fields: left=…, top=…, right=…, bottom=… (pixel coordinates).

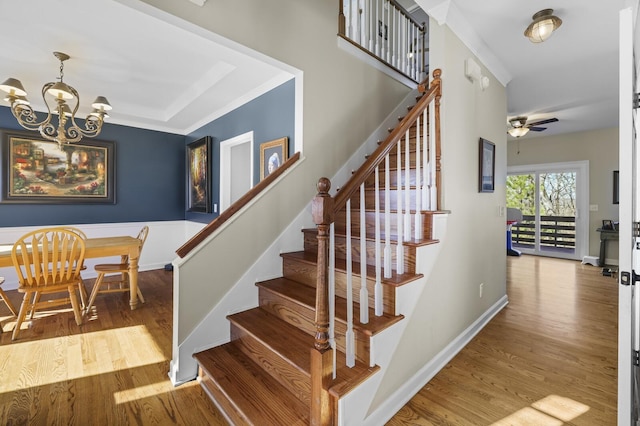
left=507, top=116, right=559, bottom=137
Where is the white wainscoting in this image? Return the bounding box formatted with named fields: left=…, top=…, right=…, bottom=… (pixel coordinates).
left=0, top=220, right=206, bottom=290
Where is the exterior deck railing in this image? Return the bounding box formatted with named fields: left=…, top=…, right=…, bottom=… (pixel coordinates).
left=511, top=214, right=576, bottom=250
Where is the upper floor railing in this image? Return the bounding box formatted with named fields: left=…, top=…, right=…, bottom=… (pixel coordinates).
left=339, top=0, right=427, bottom=83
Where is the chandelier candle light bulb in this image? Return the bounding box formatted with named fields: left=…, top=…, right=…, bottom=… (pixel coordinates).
left=0, top=51, right=112, bottom=149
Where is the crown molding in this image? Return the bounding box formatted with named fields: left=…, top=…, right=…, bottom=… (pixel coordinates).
left=415, top=0, right=512, bottom=86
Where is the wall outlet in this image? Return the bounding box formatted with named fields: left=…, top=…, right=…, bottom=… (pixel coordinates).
left=479, top=283, right=484, bottom=298
left=589, top=204, right=598, bottom=211
left=214, top=203, right=218, bottom=213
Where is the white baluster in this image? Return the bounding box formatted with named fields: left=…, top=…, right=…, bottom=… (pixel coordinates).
left=329, top=222, right=337, bottom=378
left=384, top=154, right=392, bottom=278
left=359, top=183, right=369, bottom=324
left=429, top=98, right=437, bottom=209
left=368, top=0, right=373, bottom=52
left=374, top=166, right=383, bottom=316
left=422, top=108, right=429, bottom=210
left=345, top=199, right=355, bottom=367
left=415, top=116, right=423, bottom=240
left=396, top=141, right=404, bottom=275
left=404, top=130, right=411, bottom=241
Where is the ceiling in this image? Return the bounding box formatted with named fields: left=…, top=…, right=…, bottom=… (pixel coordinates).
left=413, top=0, right=628, bottom=139
left=0, top=0, right=630, bottom=139
left=0, top=0, right=294, bottom=136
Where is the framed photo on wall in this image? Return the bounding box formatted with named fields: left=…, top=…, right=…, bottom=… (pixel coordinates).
left=1, top=129, right=115, bottom=204
left=187, top=136, right=212, bottom=213
left=479, top=138, right=495, bottom=193
left=260, top=137, right=288, bottom=180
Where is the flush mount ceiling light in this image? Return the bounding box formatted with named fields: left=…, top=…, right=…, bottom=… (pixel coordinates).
left=524, top=9, right=562, bottom=43
left=0, top=51, right=112, bottom=149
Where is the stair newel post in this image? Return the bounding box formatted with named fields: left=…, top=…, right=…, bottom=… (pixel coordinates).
left=432, top=69, right=443, bottom=211
left=311, top=177, right=335, bottom=426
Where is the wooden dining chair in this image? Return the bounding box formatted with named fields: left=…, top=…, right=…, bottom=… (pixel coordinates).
left=27, top=226, right=89, bottom=319
left=11, top=227, right=86, bottom=340
left=85, top=226, right=149, bottom=314
left=0, top=278, right=18, bottom=333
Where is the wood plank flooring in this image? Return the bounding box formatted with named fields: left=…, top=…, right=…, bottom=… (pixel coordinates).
left=0, top=269, right=227, bottom=426
left=387, top=255, right=618, bottom=425
left=0, top=255, right=618, bottom=425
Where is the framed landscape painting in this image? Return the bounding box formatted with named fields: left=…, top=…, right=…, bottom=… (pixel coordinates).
left=187, top=136, right=212, bottom=213
left=2, top=129, right=115, bottom=204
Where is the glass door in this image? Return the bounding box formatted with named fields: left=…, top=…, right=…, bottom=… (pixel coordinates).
left=507, top=162, right=588, bottom=260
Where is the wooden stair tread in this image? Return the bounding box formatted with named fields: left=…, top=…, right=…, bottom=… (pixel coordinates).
left=229, top=308, right=313, bottom=372
left=194, top=343, right=309, bottom=425
left=228, top=308, right=380, bottom=399
left=281, top=251, right=423, bottom=286
left=256, top=277, right=404, bottom=336
left=301, top=228, right=439, bottom=248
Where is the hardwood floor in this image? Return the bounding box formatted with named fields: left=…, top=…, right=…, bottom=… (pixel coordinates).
left=0, top=256, right=618, bottom=425
left=387, top=255, right=618, bottom=425
left=0, top=269, right=227, bottom=425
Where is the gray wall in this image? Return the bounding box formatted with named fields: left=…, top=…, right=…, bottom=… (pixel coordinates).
left=0, top=107, right=185, bottom=227
left=185, top=79, right=295, bottom=223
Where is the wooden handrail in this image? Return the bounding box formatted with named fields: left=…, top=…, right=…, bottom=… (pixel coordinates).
left=310, top=69, right=442, bottom=425
left=333, top=69, right=441, bottom=215
left=176, top=152, right=301, bottom=258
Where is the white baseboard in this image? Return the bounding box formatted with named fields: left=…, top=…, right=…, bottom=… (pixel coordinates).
left=362, top=295, right=509, bottom=426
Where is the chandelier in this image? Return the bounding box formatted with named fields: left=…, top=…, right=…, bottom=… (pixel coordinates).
left=0, top=51, right=112, bottom=149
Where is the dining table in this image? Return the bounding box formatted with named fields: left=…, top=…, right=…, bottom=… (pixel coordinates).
left=0, top=236, right=143, bottom=310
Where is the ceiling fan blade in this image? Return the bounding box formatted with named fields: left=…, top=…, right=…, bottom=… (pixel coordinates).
left=527, top=117, right=558, bottom=127
left=528, top=127, right=546, bottom=131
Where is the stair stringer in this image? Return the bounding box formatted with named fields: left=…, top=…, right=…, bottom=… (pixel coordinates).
left=335, top=213, right=449, bottom=425
left=169, top=85, right=424, bottom=386
left=169, top=206, right=313, bottom=386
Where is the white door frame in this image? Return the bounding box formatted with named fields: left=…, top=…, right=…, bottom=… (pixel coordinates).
left=507, top=161, right=589, bottom=261
left=618, top=5, right=638, bottom=425
left=219, top=131, right=254, bottom=212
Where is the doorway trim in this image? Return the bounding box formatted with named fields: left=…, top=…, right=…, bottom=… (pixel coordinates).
left=507, top=160, right=589, bottom=260
left=219, top=131, right=254, bottom=212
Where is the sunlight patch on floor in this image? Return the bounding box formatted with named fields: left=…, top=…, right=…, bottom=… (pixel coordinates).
left=0, top=325, right=165, bottom=392
left=491, top=395, right=589, bottom=425
left=113, top=380, right=200, bottom=404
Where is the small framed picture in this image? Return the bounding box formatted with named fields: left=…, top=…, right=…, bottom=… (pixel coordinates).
left=602, top=219, right=614, bottom=230
left=479, top=138, right=495, bottom=193
left=260, top=137, right=288, bottom=180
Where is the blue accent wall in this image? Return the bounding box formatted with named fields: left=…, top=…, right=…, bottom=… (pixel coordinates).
left=0, top=78, right=295, bottom=227
left=0, top=107, right=185, bottom=227
left=186, top=78, right=295, bottom=223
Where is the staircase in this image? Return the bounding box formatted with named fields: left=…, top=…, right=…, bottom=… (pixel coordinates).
left=193, top=70, right=442, bottom=425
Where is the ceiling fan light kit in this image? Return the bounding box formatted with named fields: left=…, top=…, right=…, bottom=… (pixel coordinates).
left=0, top=51, right=112, bottom=149
left=524, top=9, right=562, bottom=43
left=507, top=127, right=530, bottom=138
left=507, top=116, right=559, bottom=137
